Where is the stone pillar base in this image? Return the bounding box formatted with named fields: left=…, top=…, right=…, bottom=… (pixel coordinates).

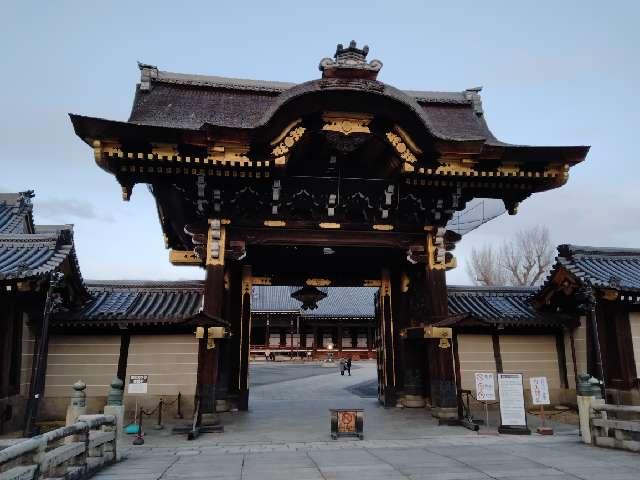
left=403, top=395, right=426, bottom=408
left=215, top=399, right=229, bottom=413
left=104, top=405, right=125, bottom=461
left=431, top=406, right=459, bottom=424
left=201, top=412, right=220, bottom=426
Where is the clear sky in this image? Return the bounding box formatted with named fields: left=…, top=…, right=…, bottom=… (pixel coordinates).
left=1, top=1, right=638, bottom=284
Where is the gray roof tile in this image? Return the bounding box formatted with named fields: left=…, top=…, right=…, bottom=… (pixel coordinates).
left=0, top=193, right=34, bottom=234
left=447, top=285, right=566, bottom=328
left=552, top=244, right=640, bottom=292
left=0, top=231, right=74, bottom=281
left=54, top=280, right=204, bottom=326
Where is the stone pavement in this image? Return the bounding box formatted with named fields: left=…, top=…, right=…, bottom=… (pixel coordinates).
left=93, top=362, right=640, bottom=479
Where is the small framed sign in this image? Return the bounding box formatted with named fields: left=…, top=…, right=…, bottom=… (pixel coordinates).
left=497, top=373, right=530, bottom=434
left=330, top=409, right=363, bottom=440
left=128, top=374, right=148, bottom=394
left=474, top=372, right=496, bottom=401
left=529, top=377, right=550, bottom=405
left=529, top=376, right=553, bottom=435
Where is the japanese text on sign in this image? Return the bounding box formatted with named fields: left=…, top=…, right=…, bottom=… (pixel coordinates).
left=474, top=372, right=496, bottom=401
left=128, top=374, right=148, bottom=394
left=497, top=373, right=527, bottom=427
left=529, top=376, right=550, bottom=405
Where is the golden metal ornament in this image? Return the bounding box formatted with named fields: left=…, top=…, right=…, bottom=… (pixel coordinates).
left=321, top=112, right=372, bottom=135
left=271, top=120, right=306, bottom=165
left=169, top=249, right=201, bottom=265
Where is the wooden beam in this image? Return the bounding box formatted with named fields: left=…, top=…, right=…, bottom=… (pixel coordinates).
left=492, top=333, right=503, bottom=373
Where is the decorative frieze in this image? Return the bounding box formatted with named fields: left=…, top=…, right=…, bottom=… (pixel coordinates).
left=321, top=112, right=372, bottom=135
left=385, top=130, right=419, bottom=172
left=271, top=119, right=306, bottom=166
left=208, top=143, right=251, bottom=166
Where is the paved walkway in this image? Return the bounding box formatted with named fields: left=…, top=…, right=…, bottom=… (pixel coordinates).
left=93, top=362, right=640, bottom=479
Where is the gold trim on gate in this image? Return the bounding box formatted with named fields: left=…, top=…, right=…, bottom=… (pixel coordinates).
left=319, top=222, right=341, bottom=229
left=206, top=219, right=225, bottom=266
left=321, top=112, right=372, bottom=135
left=264, top=220, right=286, bottom=227
left=305, top=278, right=331, bottom=287
left=169, top=249, right=201, bottom=265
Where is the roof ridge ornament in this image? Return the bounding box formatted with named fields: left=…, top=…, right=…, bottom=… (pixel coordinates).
left=319, top=40, right=382, bottom=80
left=138, top=61, right=158, bottom=91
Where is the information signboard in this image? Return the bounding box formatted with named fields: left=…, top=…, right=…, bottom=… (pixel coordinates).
left=529, top=376, right=550, bottom=405
left=474, top=372, right=496, bottom=401
left=497, top=373, right=529, bottom=433
left=128, top=374, right=148, bottom=394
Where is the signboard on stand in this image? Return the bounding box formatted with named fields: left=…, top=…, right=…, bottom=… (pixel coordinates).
left=128, top=374, right=148, bottom=394
left=330, top=409, right=364, bottom=440
left=530, top=377, right=550, bottom=405
left=474, top=372, right=495, bottom=428
left=474, top=372, right=496, bottom=401
left=497, top=373, right=530, bottom=434
left=530, top=376, right=553, bottom=435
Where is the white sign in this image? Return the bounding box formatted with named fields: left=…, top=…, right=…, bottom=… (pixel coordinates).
left=529, top=376, right=550, bottom=405
left=474, top=372, right=496, bottom=401
left=128, top=374, right=148, bottom=394
left=497, top=373, right=527, bottom=427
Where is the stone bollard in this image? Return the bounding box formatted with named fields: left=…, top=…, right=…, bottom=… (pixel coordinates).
left=66, top=380, right=87, bottom=425
left=103, top=377, right=125, bottom=461
left=576, top=373, right=604, bottom=444
left=577, top=395, right=594, bottom=444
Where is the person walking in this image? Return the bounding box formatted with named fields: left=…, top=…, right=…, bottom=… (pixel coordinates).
left=346, top=357, right=352, bottom=376
left=339, top=358, right=346, bottom=376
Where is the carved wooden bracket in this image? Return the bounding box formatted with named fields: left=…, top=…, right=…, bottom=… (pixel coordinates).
left=271, top=119, right=306, bottom=166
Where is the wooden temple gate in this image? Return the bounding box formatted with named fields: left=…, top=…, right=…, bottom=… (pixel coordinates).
left=70, top=41, right=587, bottom=430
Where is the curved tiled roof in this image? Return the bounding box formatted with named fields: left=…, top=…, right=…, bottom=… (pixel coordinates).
left=0, top=230, right=76, bottom=281
left=128, top=67, right=491, bottom=143
left=251, top=286, right=376, bottom=318
left=0, top=192, right=34, bottom=234
left=447, top=285, right=566, bottom=328
left=54, top=280, right=204, bottom=327
left=551, top=244, right=640, bottom=292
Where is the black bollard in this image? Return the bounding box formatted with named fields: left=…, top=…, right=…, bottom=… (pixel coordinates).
left=154, top=398, right=164, bottom=430
left=175, top=392, right=184, bottom=420
left=133, top=404, right=144, bottom=445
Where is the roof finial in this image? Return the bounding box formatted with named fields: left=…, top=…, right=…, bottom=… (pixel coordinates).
left=319, top=41, right=382, bottom=80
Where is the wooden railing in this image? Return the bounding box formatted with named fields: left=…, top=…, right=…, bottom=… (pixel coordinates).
left=590, top=404, right=640, bottom=453
left=0, top=414, right=116, bottom=480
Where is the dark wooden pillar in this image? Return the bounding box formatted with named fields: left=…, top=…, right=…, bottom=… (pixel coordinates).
left=492, top=333, right=503, bottom=373
left=237, top=265, right=252, bottom=410
left=116, top=333, right=130, bottom=383
left=223, top=263, right=252, bottom=411
left=424, top=264, right=458, bottom=419
left=265, top=315, right=270, bottom=347
left=198, top=262, right=223, bottom=418
left=392, top=269, right=411, bottom=394
left=196, top=221, right=226, bottom=422
left=312, top=325, right=318, bottom=353
left=555, top=330, right=569, bottom=389
left=338, top=324, right=343, bottom=352
left=379, top=269, right=397, bottom=406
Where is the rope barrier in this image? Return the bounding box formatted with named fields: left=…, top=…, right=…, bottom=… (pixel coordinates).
left=132, top=392, right=183, bottom=445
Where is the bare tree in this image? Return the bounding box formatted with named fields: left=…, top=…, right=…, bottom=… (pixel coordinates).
left=466, top=225, right=555, bottom=286
left=466, top=245, right=507, bottom=286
